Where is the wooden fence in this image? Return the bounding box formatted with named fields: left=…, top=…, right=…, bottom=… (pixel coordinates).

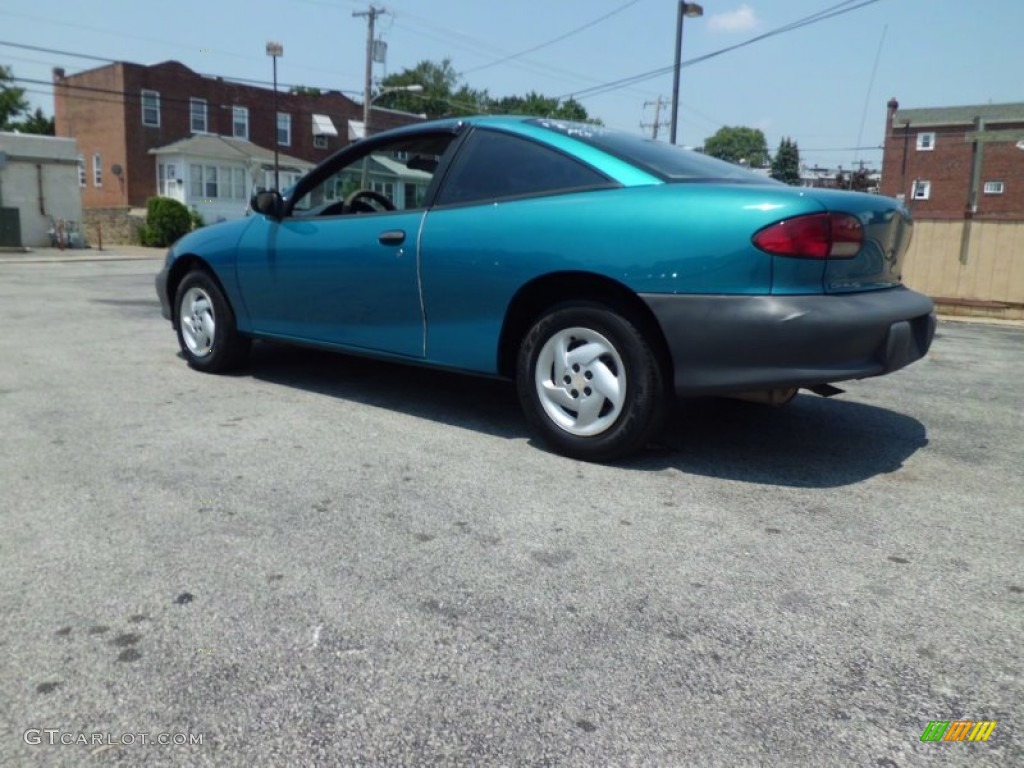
left=902, top=219, right=1024, bottom=320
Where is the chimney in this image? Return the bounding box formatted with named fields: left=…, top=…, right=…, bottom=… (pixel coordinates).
left=886, top=97, right=899, bottom=137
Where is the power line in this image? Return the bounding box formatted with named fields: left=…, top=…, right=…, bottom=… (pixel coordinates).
left=0, top=40, right=365, bottom=97
left=0, top=39, right=113, bottom=64
left=800, top=146, right=883, bottom=152
left=853, top=25, right=888, bottom=170
left=12, top=75, right=360, bottom=119
left=386, top=18, right=660, bottom=100
left=13, top=74, right=493, bottom=123
left=0, top=8, right=363, bottom=81
left=558, top=0, right=882, bottom=101
left=462, top=0, right=642, bottom=75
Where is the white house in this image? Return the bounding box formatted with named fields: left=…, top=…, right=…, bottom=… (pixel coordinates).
left=149, top=135, right=313, bottom=223
left=0, top=132, right=83, bottom=248
left=364, top=153, right=433, bottom=209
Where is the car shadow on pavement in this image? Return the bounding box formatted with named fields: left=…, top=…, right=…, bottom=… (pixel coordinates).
left=246, top=341, right=527, bottom=439
left=637, top=394, right=929, bottom=487
left=246, top=342, right=928, bottom=488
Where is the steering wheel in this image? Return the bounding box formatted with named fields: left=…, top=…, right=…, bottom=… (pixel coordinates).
left=344, top=188, right=396, bottom=214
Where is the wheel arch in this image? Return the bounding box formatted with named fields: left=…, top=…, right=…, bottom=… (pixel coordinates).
left=497, top=271, right=674, bottom=388
left=166, top=255, right=231, bottom=328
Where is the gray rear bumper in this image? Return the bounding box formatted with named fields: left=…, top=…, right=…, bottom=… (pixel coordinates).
left=640, top=287, right=936, bottom=396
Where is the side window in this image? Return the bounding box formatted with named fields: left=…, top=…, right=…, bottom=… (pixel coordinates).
left=436, top=129, right=608, bottom=206
left=291, top=133, right=455, bottom=217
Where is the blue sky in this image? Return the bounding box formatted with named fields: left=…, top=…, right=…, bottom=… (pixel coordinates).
left=3, top=0, right=1022, bottom=169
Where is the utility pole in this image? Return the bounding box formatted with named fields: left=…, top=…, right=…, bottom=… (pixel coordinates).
left=353, top=5, right=387, bottom=187
left=641, top=96, right=669, bottom=140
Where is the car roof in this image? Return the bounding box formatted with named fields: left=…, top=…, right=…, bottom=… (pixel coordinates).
left=377, top=116, right=661, bottom=187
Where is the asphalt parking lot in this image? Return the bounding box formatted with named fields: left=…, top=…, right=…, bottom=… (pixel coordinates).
left=1, top=256, right=1021, bottom=767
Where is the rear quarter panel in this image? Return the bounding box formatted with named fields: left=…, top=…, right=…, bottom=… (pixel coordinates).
left=419, top=183, right=825, bottom=372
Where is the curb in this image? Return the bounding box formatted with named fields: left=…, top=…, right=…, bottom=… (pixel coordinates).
left=0, top=248, right=164, bottom=264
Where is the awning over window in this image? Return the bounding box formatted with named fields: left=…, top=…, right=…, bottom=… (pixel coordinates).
left=312, top=114, right=338, bottom=137
left=348, top=120, right=366, bottom=141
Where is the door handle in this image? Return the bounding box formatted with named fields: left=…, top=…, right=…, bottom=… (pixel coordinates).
left=378, top=230, right=406, bottom=246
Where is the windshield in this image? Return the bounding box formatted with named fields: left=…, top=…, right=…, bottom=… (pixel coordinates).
left=529, top=119, right=778, bottom=184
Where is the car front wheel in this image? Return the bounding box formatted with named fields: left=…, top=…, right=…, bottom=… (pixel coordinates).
left=175, top=270, right=250, bottom=372
left=517, top=304, right=666, bottom=461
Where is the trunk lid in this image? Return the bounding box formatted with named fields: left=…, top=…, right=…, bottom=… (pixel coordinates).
left=802, top=189, right=913, bottom=293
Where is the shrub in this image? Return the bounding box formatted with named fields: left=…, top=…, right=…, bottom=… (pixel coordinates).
left=189, top=207, right=205, bottom=231
left=139, top=197, right=192, bottom=247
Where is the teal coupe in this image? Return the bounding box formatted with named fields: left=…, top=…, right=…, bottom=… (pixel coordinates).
left=156, top=116, right=935, bottom=461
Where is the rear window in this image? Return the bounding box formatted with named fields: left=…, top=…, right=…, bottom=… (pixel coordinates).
left=529, top=119, right=779, bottom=184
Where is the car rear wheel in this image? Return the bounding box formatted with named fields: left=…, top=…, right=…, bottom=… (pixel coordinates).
left=175, top=270, right=250, bottom=372
left=517, top=304, right=666, bottom=461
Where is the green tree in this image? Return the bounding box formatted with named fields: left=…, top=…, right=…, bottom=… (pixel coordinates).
left=490, top=92, right=592, bottom=121
left=1, top=65, right=30, bottom=129
left=770, top=137, right=801, bottom=185
left=1, top=66, right=55, bottom=133
left=378, top=58, right=598, bottom=122
left=10, top=106, right=55, bottom=135
left=289, top=86, right=322, bottom=97
left=377, top=58, right=481, bottom=117
left=703, top=126, right=769, bottom=167
left=851, top=167, right=874, bottom=192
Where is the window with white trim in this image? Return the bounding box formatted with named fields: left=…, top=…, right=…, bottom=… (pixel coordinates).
left=141, top=90, right=160, bottom=126
left=77, top=155, right=86, bottom=187
left=983, top=181, right=1004, bottom=195
left=158, top=163, right=177, bottom=196
left=916, top=132, right=935, bottom=151
left=266, top=170, right=301, bottom=191
left=92, top=153, right=102, bottom=187
left=204, top=165, right=218, bottom=197
left=911, top=180, right=931, bottom=200
left=190, top=164, right=203, bottom=198
left=190, top=98, right=208, bottom=133
left=232, top=106, right=249, bottom=139
left=277, top=112, right=291, bottom=146
left=232, top=168, right=246, bottom=199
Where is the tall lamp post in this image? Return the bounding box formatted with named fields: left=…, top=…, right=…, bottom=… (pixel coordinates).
left=266, top=41, right=283, bottom=191
left=669, top=2, right=703, bottom=145
left=359, top=84, right=424, bottom=187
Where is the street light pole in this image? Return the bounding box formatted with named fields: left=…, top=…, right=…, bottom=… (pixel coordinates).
left=354, top=6, right=386, bottom=188
left=352, top=7, right=385, bottom=141
left=669, top=2, right=703, bottom=145
left=266, top=41, right=283, bottom=191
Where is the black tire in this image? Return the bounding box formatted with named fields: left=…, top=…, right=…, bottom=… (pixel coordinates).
left=517, top=303, right=666, bottom=461
left=174, top=270, right=251, bottom=373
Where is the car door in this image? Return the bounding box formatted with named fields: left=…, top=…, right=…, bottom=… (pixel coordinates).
left=235, top=133, right=456, bottom=358
left=417, top=127, right=616, bottom=372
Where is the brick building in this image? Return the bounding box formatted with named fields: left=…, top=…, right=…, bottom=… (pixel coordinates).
left=879, top=98, right=1024, bottom=220
left=53, top=60, right=424, bottom=214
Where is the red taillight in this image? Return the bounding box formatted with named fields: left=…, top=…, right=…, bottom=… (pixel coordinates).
left=752, top=212, right=863, bottom=259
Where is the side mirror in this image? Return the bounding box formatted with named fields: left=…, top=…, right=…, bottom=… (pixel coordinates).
left=251, top=190, right=283, bottom=218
